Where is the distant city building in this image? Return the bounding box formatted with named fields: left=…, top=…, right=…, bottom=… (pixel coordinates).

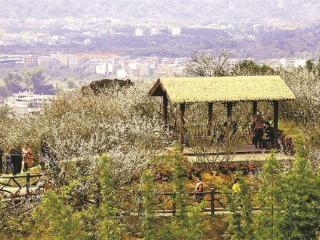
left=23, top=55, right=38, bottom=66
left=117, top=69, right=128, bottom=79
left=4, top=91, right=53, bottom=115
left=170, top=26, right=182, bottom=36
left=96, top=63, right=107, bottom=75
left=277, top=0, right=284, bottom=9
left=135, top=28, right=144, bottom=37
left=83, top=38, right=92, bottom=45
left=37, top=56, right=51, bottom=68
left=150, top=27, right=160, bottom=35
left=67, top=55, right=79, bottom=67
left=280, top=58, right=306, bottom=68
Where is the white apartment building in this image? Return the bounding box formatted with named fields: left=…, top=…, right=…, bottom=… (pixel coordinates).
left=96, top=63, right=108, bottom=75
left=117, top=69, right=128, bottom=79
left=280, top=58, right=307, bottom=68
left=83, top=38, right=92, bottom=45
left=5, top=91, right=53, bottom=115
left=170, top=26, right=182, bottom=36
left=135, top=28, right=144, bottom=37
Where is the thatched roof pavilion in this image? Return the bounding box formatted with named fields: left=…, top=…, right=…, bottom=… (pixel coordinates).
left=149, top=75, right=295, bottom=103
left=149, top=75, right=296, bottom=148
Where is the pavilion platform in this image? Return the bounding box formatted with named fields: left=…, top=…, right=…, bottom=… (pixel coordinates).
left=186, top=151, right=293, bottom=164
left=149, top=75, right=296, bottom=165
left=182, top=143, right=293, bottom=164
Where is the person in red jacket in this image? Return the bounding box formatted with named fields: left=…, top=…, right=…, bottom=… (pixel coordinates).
left=252, top=112, right=265, bottom=148
left=194, top=176, right=204, bottom=204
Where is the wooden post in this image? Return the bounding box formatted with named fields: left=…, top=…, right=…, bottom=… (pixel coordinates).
left=208, top=102, right=213, bottom=135
left=179, top=103, right=186, bottom=148
left=227, top=102, right=233, bottom=119
left=172, top=202, right=176, bottom=216
left=163, top=92, right=169, bottom=128
left=138, top=191, right=143, bottom=216
left=26, top=172, right=30, bottom=195
left=210, top=188, right=215, bottom=216
left=96, top=182, right=101, bottom=208
left=0, top=155, right=2, bottom=175
left=252, top=101, right=258, bottom=116
left=273, top=100, right=279, bottom=148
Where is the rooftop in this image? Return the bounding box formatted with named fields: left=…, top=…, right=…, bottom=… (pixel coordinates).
left=149, top=75, right=296, bottom=103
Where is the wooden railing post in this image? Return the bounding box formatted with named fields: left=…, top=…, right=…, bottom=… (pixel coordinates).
left=138, top=191, right=143, bottom=216
left=163, top=92, right=169, bottom=128
left=273, top=100, right=279, bottom=148
left=172, top=202, right=176, bottom=216
left=172, top=193, right=176, bottom=216
left=210, top=188, right=215, bottom=216
left=208, top=102, right=213, bottom=136
left=179, top=103, right=186, bottom=150
left=26, top=172, right=31, bottom=195
left=96, top=182, right=101, bottom=208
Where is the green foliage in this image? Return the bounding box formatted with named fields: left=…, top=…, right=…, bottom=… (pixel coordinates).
left=277, top=148, right=320, bottom=240
left=1, top=68, right=55, bottom=96
left=231, top=60, right=277, bottom=76
left=30, top=155, right=123, bottom=240
left=156, top=153, right=205, bottom=240
left=173, top=153, right=188, bottom=224
left=141, top=169, right=156, bottom=240
left=32, top=190, right=88, bottom=240
left=97, top=155, right=122, bottom=240
left=255, top=153, right=283, bottom=240
left=3, top=72, right=24, bottom=95
left=185, top=203, right=206, bottom=240
left=157, top=203, right=205, bottom=240
left=255, top=149, right=320, bottom=240
left=227, top=175, right=254, bottom=240
left=22, top=67, right=55, bottom=94
left=305, top=60, right=314, bottom=73
left=305, top=58, right=320, bottom=76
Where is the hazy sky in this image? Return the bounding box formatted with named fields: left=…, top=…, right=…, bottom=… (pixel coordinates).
left=0, top=0, right=320, bottom=27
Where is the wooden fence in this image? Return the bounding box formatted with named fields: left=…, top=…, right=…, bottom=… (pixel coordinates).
left=0, top=173, right=50, bottom=197
left=0, top=175, right=254, bottom=217
left=129, top=188, right=246, bottom=217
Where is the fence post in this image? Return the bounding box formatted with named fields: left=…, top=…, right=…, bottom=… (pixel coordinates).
left=96, top=182, right=101, bottom=208
left=172, top=193, right=176, bottom=216
left=138, top=191, right=143, bottom=216
left=26, top=172, right=31, bottom=195
left=210, top=188, right=215, bottom=216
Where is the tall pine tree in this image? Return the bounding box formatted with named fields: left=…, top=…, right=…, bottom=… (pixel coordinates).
left=255, top=153, right=283, bottom=240
left=278, top=147, right=320, bottom=240
left=97, top=155, right=122, bottom=240
left=141, top=169, right=156, bottom=240
left=227, top=175, right=254, bottom=240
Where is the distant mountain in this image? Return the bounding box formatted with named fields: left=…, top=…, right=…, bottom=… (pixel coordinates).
left=1, top=0, right=320, bottom=28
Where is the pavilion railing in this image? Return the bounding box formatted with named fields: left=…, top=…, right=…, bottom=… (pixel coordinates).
left=170, top=123, right=295, bottom=154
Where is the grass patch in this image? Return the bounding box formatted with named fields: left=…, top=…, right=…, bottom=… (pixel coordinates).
left=279, top=120, right=303, bottom=139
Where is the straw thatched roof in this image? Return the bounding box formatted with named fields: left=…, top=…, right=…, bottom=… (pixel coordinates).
left=149, top=75, right=296, bottom=103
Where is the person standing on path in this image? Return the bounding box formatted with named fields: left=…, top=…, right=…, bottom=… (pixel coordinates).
left=10, top=147, right=23, bottom=175
left=194, top=176, right=204, bottom=204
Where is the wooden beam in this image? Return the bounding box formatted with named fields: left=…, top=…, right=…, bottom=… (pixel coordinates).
left=208, top=102, right=213, bottom=136
left=179, top=103, right=186, bottom=148
left=273, top=100, right=279, bottom=148
left=227, top=102, right=233, bottom=119
left=162, top=93, right=169, bottom=128
left=208, top=102, right=213, bottom=125
left=252, top=101, right=257, bottom=116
